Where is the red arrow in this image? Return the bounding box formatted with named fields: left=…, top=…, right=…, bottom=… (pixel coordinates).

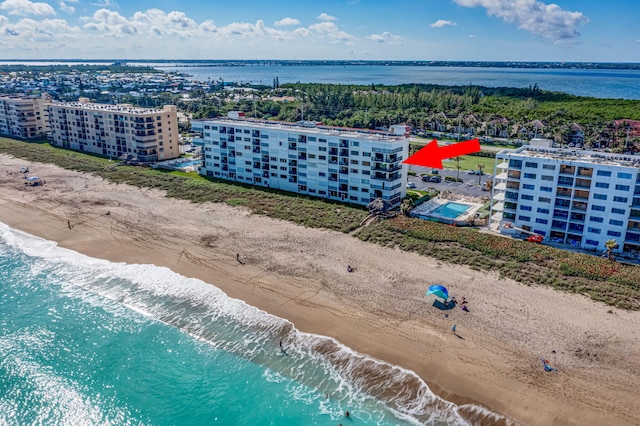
left=403, top=138, right=481, bottom=169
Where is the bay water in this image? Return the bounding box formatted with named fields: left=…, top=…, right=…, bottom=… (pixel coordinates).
left=0, top=222, right=509, bottom=425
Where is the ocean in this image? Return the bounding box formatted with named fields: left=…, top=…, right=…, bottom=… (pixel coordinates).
left=0, top=222, right=508, bottom=425
left=130, top=62, right=640, bottom=100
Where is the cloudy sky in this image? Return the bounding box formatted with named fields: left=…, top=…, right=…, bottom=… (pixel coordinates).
left=0, top=0, right=637, bottom=62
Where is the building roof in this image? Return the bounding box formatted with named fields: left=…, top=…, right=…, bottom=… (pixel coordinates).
left=497, top=145, right=640, bottom=169
left=204, top=117, right=407, bottom=143
left=47, top=101, right=168, bottom=115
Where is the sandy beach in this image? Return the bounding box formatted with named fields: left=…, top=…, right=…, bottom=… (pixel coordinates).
left=1, top=153, right=639, bottom=425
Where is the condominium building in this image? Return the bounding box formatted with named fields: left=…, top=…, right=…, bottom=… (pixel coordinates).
left=194, top=114, right=409, bottom=207
left=0, top=94, right=50, bottom=139
left=47, top=98, right=179, bottom=162
left=490, top=141, right=640, bottom=254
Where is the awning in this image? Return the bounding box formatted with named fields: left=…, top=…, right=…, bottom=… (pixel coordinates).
left=496, top=162, right=509, bottom=169
left=493, top=192, right=505, bottom=201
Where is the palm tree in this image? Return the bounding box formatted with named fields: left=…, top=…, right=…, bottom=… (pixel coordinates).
left=605, top=239, right=619, bottom=261
left=455, top=156, right=461, bottom=181
left=477, top=164, right=485, bottom=185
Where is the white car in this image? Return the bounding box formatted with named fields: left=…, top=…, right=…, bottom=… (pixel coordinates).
left=406, top=182, right=417, bottom=189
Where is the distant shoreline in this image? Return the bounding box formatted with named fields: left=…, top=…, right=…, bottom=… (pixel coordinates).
left=1, top=59, right=640, bottom=70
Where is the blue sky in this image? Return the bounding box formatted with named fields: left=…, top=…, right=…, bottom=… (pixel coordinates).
left=0, top=0, right=638, bottom=61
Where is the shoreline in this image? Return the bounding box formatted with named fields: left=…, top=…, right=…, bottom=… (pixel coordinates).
left=1, top=154, right=639, bottom=425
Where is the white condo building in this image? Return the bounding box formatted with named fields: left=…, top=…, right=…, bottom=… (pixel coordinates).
left=48, top=98, right=179, bottom=162
left=194, top=115, right=409, bottom=208
left=0, top=94, right=50, bottom=139
left=490, top=142, right=640, bottom=255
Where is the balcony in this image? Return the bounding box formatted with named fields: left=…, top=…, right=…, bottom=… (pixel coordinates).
left=571, top=201, right=588, bottom=211
left=577, top=167, right=593, bottom=177
left=507, top=170, right=521, bottom=180
left=556, top=188, right=572, bottom=198
left=573, top=190, right=590, bottom=200
left=575, top=179, right=591, bottom=188
left=559, top=166, right=575, bottom=175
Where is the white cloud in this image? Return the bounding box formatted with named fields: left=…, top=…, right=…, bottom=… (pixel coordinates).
left=0, top=0, right=55, bottom=16
left=317, top=13, right=336, bottom=21
left=309, top=21, right=354, bottom=43
left=468, top=34, right=476, bottom=38
left=430, top=19, right=457, bottom=28
left=367, top=31, right=401, bottom=45
left=274, top=17, right=299, bottom=26
left=59, top=1, right=74, bottom=14
left=453, top=0, right=588, bottom=42
left=90, top=0, right=117, bottom=7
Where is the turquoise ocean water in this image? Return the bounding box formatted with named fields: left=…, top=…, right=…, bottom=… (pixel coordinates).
left=0, top=222, right=510, bottom=425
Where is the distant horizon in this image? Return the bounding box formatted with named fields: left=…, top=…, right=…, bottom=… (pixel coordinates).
left=2, top=59, right=640, bottom=68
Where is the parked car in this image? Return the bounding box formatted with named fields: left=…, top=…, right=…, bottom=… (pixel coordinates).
left=430, top=175, right=442, bottom=183
left=467, top=169, right=477, bottom=175
left=421, top=175, right=431, bottom=182
left=430, top=169, right=439, bottom=175
left=406, top=182, right=417, bottom=189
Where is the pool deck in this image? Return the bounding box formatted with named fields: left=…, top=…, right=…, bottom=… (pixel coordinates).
left=410, top=196, right=483, bottom=225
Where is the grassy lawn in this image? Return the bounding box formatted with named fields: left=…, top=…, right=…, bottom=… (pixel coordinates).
left=2, top=137, right=639, bottom=310
left=442, top=155, right=496, bottom=175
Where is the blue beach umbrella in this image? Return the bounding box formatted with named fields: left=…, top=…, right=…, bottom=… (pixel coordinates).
left=425, top=284, right=449, bottom=302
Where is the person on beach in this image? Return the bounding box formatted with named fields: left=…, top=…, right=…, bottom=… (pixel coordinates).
left=451, top=324, right=457, bottom=335
left=347, top=265, right=353, bottom=273
left=345, top=411, right=350, bottom=418
left=67, top=219, right=72, bottom=230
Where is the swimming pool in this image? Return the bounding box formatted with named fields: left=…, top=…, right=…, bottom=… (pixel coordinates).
left=430, top=202, right=472, bottom=219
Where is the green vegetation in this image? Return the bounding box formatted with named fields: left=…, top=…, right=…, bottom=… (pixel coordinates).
left=2, top=137, right=638, bottom=310
left=442, top=155, right=496, bottom=175
left=356, top=216, right=640, bottom=310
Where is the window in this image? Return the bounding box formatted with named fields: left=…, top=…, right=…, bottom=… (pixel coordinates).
left=587, top=227, right=601, bottom=234
left=542, top=164, right=556, bottom=170
left=591, top=205, right=606, bottom=211
left=593, top=194, right=607, bottom=200
left=524, top=173, right=536, bottom=179
left=518, top=215, right=531, bottom=222
left=535, top=218, right=548, bottom=224
left=318, top=146, right=327, bottom=152
left=597, top=170, right=611, bottom=177
left=541, top=175, right=553, bottom=181
left=613, top=196, right=628, bottom=203
left=521, top=194, right=534, bottom=201
left=607, top=231, right=622, bottom=237
left=585, top=239, right=599, bottom=246
left=540, top=186, right=552, bottom=192
left=615, top=184, right=630, bottom=191
left=522, top=184, right=535, bottom=190
left=351, top=150, right=359, bottom=156
left=524, top=161, right=538, bottom=168
left=611, top=208, right=626, bottom=215
left=617, top=172, right=632, bottom=179
left=595, top=182, right=609, bottom=188
left=537, top=208, right=550, bottom=214
left=520, top=205, right=532, bottom=211
left=538, top=197, right=551, bottom=203
left=589, top=216, right=604, bottom=223
left=351, top=141, right=359, bottom=147
left=609, top=219, right=624, bottom=226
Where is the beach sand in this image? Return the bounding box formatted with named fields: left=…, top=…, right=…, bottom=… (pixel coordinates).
left=1, top=154, right=639, bottom=425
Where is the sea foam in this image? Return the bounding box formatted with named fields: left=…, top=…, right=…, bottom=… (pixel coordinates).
left=1, top=222, right=517, bottom=425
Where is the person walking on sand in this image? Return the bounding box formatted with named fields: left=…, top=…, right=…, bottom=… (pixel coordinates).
left=451, top=324, right=457, bottom=335
left=67, top=219, right=72, bottom=230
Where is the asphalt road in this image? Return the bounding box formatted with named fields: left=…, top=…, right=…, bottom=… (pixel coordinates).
left=407, top=165, right=491, bottom=198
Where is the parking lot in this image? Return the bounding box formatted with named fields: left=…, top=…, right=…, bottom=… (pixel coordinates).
left=407, top=165, right=492, bottom=198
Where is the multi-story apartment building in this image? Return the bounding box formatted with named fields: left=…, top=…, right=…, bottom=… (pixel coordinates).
left=48, top=98, right=179, bottom=162
left=194, top=114, right=409, bottom=208
left=490, top=141, right=640, bottom=255
left=0, top=94, right=50, bottom=139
